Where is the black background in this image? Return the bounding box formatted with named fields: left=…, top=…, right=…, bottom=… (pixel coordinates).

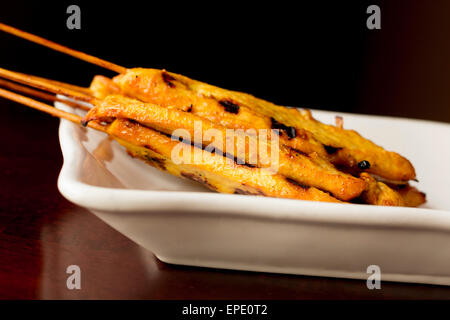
left=1, top=0, right=449, bottom=122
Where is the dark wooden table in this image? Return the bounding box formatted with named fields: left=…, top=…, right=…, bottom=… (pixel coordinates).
left=1, top=100, right=450, bottom=300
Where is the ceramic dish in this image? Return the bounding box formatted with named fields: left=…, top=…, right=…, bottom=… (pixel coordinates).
left=56, top=101, right=450, bottom=285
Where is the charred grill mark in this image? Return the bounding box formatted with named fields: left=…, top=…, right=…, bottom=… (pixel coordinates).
left=285, top=177, right=310, bottom=190
left=162, top=71, right=176, bottom=88
left=145, top=156, right=166, bottom=170
left=206, top=183, right=218, bottom=191
left=334, top=164, right=360, bottom=177
left=126, top=150, right=137, bottom=158
left=241, top=162, right=257, bottom=168
left=357, top=160, right=371, bottom=170
left=181, top=171, right=204, bottom=183
left=322, top=190, right=334, bottom=197
left=224, top=152, right=246, bottom=166
left=323, top=144, right=342, bottom=155
left=180, top=171, right=217, bottom=190
left=285, top=127, right=296, bottom=139
left=127, top=149, right=166, bottom=171
left=234, top=188, right=265, bottom=196
left=143, top=144, right=158, bottom=153
left=140, top=147, right=166, bottom=170
left=286, top=146, right=309, bottom=157
left=193, top=141, right=204, bottom=149
left=220, top=151, right=257, bottom=168
left=127, top=118, right=139, bottom=125
left=270, top=118, right=296, bottom=139
left=219, top=100, right=240, bottom=114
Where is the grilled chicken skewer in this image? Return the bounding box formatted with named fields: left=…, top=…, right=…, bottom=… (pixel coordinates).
left=0, top=22, right=416, bottom=182
left=0, top=64, right=419, bottom=202
left=0, top=67, right=366, bottom=200
left=94, top=71, right=329, bottom=158
left=84, top=94, right=366, bottom=200
left=0, top=22, right=425, bottom=206
left=0, top=73, right=425, bottom=206
left=0, top=86, right=340, bottom=202
left=0, top=71, right=425, bottom=206
left=91, top=69, right=417, bottom=182
left=110, top=68, right=416, bottom=182
left=110, top=119, right=340, bottom=202
left=0, top=66, right=365, bottom=200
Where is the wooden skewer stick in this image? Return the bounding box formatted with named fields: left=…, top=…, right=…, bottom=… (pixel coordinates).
left=0, top=87, right=106, bottom=132
left=0, top=22, right=127, bottom=74
left=0, top=78, right=91, bottom=111
left=14, top=71, right=93, bottom=96
left=0, top=67, right=97, bottom=104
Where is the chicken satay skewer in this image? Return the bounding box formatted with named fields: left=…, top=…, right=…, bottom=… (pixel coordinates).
left=0, top=67, right=366, bottom=200
left=0, top=22, right=418, bottom=182
left=0, top=65, right=329, bottom=159
left=0, top=71, right=414, bottom=202
left=0, top=21, right=323, bottom=165
left=0, top=22, right=126, bottom=74
left=0, top=85, right=424, bottom=206
left=0, top=80, right=418, bottom=206
left=0, top=22, right=327, bottom=159
left=0, top=22, right=425, bottom=205
left=85, top=95, right=366, bottom=200
left=0, top=86, right=340, bottom=202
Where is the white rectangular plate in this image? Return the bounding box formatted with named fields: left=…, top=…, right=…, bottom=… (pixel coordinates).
left=56, top=101, right=450, bottom=285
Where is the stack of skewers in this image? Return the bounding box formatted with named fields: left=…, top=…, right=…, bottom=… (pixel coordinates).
left=0, top=23, right=426, bottom=206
